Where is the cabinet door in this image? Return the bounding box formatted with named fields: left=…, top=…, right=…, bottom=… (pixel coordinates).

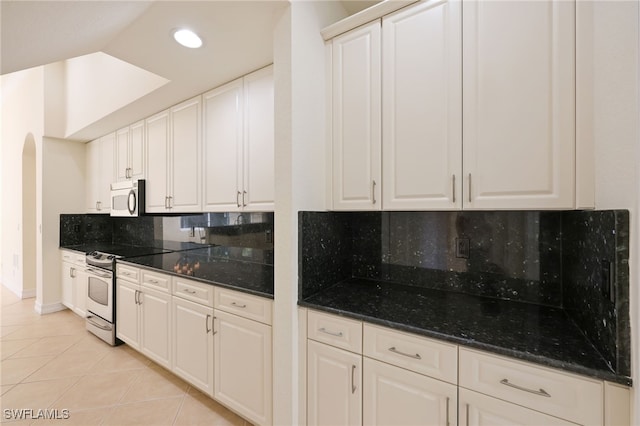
left=99, top=132, right=115, bottom=212
left=115, top=127, right=130, bottom=182
left=145, top=110, right=170, bottom=213
left=173, top=297, right=214, bottom=396
left=462, top=0, right=575, bottom=209
left=61, top=262, right=74, bottom=309
left=129, top=120, right=146, bottom=180
left=170, top=96, right=202, bottom=212
left=459, top=388, right=574, bottom=426
left=363, top=358, right=457, bottom=426
left=140, top=287, right=172, bottom=369
left=116, top=280, right=140, bottom=350
left=85, top=140, right=100, bottom=212
left=243, top=66, right=274, bottom=211
left=382, top=0, right=462, bottom=210
left=332, top=21, right=382, bottom=210
left=307, top=340, right=362, bottom=426
left=203, top=79, right=243, bottom=211
left=73, top=269, right=88, bottom=318
left=214, top=309, right=272, bottom=426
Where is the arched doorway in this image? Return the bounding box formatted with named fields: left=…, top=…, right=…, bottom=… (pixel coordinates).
left=22, top=134, right=36, bottom=298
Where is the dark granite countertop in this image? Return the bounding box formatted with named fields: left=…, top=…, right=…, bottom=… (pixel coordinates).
left=59, top=240, right=210, bottom=257
left=299, top=278, right=632, bottom=386
left=119, top=246, right=274, bottom=299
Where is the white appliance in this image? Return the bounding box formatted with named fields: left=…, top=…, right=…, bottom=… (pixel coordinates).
left=110, top=179, right=145, bottom=217
left=85, top=251, right=120, bottom=345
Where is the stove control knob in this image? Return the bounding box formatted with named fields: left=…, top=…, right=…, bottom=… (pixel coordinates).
left=107, top=255, right=116, bottom=260
left=89, top=251, right=98, bottom=257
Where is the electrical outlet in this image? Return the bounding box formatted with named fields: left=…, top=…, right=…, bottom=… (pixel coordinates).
left=455, top=238, right=470, bottom=259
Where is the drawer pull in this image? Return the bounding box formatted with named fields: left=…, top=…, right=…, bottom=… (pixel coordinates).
left=319, top=327, right=343, bottom=337
left=500, top=378, right=551, bottom=398
left=148, top=279, right=159, bottom=284
left=122, top=271, right=131, bottom=276
left=388, top=347, right=422, bottom=360
left=183, top=288, right=197, bottom=294
left=231, top=302, right=247, bottom=308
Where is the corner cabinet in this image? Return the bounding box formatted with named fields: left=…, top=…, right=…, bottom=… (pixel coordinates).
left=146, top=96, right=202, bottom=213
left=329, top=0, right=584, bottom=211
left=203, top=65, right=274, bottom=212
left=85, top=132, right=115, bottom=213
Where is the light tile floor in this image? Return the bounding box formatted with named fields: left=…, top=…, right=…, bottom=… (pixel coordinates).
left=1, top=286, right=252, bottom=425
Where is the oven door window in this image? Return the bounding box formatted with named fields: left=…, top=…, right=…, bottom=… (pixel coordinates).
left=88, top=276, right=109, bottom=306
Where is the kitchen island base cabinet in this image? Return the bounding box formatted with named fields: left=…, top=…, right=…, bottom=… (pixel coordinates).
left=213, top=309, right=272, bottom=426
left=459, top=388, right=574, bottom=426
left=172, top=296, right=214, bottom=397
left=363, top=358, right=457, bottom=426
left=307, top=339, right=362, bottom=426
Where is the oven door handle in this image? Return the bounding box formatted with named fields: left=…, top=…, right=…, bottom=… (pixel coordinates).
left=85, top=268, right=112, bottom=279
left=86, top=315, right=112, bottom=331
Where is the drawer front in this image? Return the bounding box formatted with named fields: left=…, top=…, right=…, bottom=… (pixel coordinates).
left=116, top=264, right=140, bottom=283
left=459, top=348, right=603, bottom=425
left=173, top=277, right=214, bottom=307
left=60, top=250, right=86, bottom=266
left=61, top=250, right=74, bottom=262
left=214, top=287, right=272, bottom=325
left=363, top=323, right=457, bottom=384
left=73, top=254, right=86, bottom=265
left=141, top=270, right=170, bottom=292
left=308, top=310, right=362, bottom=354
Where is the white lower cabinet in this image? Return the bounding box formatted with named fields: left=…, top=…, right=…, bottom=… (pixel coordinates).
left=363, top=357, right=457, bottom=426
left=172, top=293, right=214, bottom=396
left=214, top=308, right=272, bottom=426
left=116, top=266, right=172, bottom=369
left=459, top=388, right=574, bottom=426
left=60, top=250, right=88, bottom=317
left=307, top=339, right=362, bottom=426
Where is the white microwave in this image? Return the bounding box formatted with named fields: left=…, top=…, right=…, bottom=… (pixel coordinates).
left=110, top=179, right=145, bottom=217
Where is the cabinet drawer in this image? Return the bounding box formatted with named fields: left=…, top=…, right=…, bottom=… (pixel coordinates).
left=60, top=250, right=86, bottom=266
left=214, top=287, right=272, bottom=325
left=307, top=310, right=362, bottom=354
left=363, top=323, right=457, bottom=385
left=459, top=348, right=603, bottom=425
left=116, top=264, right=140, bottom=283
left=173, top=277, right=214, bottom=307
left=141, top=270, right=170, bottom=292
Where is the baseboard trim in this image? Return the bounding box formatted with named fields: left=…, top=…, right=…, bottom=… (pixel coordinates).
left=21, top=288, right=36, bottom=299
left=34, top=301, right=67, bottom=315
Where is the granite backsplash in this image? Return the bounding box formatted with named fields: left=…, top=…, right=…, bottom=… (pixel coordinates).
left=298, top=210, right=630, bottom=377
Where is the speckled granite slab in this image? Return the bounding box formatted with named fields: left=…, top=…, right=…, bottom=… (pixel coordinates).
left=300, top=279, right=631, bottom=386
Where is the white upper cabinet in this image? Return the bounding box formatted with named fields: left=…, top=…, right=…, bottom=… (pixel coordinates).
left=203, top=65, right=274, bottom=212
left=85, top=132, right=115, bottom=213
left=382, top=0, right=462, bottom=210
left=146, top=97, right=202, bottom=213
left=116, top=120, right=146, bottom=182
left=462, top=0, right=575, bottom=209
left=332, top=21, right=382, bottom=210
left=145, top=110, right=171, bottom=213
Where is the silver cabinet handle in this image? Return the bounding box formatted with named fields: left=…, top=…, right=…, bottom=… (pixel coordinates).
left=183, top=288, right=197, bottom=294
left=465, top=403, right=469, bottom=426
left=319, top=327, right=343, bottom=337
left=206, top=314, right=211, bottom=333
left=445, top=396, right=450, bottom=426
left=351, top=364, right=356, bottom=394
left=372, top=180, right=377, bottom=204
left=212, top=316, right=217, bottom=335
left=242, top=190, right=247, bottom=207
left=164, top=196, right=169, bottom=209
left=70, top=267, right=76, bottom=278
left=122, top=271, right=131, bottom=276
left=388, top=347, right=421, bottom=360
left=468, top=173, right=472, bottom=203
left=148, top=279, right=159, bottom=284
left=96, top=201, right=101, bottom=211
left=236, top=191, right=241, bottom=208
left=452, top=175, right=456, bottom=203
left=500, top=378, right=551, bottom=398
left=231, top=301, right=246, bottom=308
left=134, top=289, right=139, bottom=305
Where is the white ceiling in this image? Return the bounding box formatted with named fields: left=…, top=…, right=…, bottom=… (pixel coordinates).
left=1, top=0, right=377, bottom=140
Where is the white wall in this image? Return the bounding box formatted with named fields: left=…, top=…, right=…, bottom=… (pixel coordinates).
left=39, top=137, right=85, bottom=313
left=0, top=67, right=45, bottom=298
left=583, top=1, right=639, bottom=421
left=272, top=1, right=348, bottom=424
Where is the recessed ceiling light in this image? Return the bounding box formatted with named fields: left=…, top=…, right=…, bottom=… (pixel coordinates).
left=173, top=29, right=203, bottom=49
